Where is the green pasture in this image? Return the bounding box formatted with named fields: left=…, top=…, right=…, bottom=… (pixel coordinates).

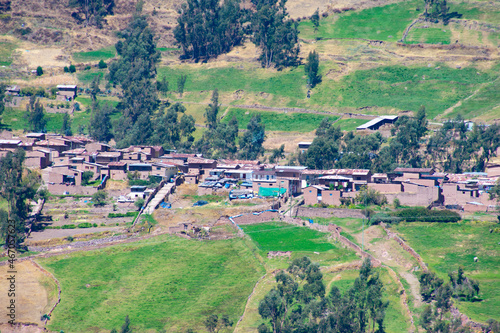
left=406, top=27, right=452, bottom=44
left=448, top=1, right=500, bottom=25
left=40, top=234, right=264, bottom=332
left=299, top=0, right=422, bottom=41
left=222, top=108, right=338, bottom=132
left=73, top=46, right=116, bottom=62
left=76, top=70, right=106, bottom=85
left=241, top=222, right=336, bottom=252
left=393, top=221, right=500, bottom=323
left=0, top=40, right=17, bottom=66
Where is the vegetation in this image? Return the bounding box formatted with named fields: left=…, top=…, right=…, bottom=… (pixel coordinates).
left=69, top=0, right=115, bottom=28
left=258, top=258, right=388, bottom=333
left=305, top=50, right=321, bottom=88
left=91, top=190, right=107, bottom=207
left=174, top=0, right=243, bottom=61
left=25, top=96, right=47, bottom=132
left=73, top=46, right=117, bottom=62
left=40, top=234, right=264, bottom=332
left=393, top=222, right=500, bottom=322
left=0, top=149, right=40, bottom=248
left=241, top=222, right=335, bottom=253
left=239, top=114, right=266, bottom=160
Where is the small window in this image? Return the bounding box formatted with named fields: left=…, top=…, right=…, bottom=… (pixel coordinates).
left=330, top=193, right=332, bottom=196
left=157, top=167, right=161, bottom=170
left=309, top=190, right=312, bottom=193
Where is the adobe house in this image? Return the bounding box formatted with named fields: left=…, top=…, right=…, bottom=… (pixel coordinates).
left=95, top=151, right=122, bottom=165
left=5, top=85, right=20, bottom=96
left=298, top=142, right=312, bottom=153
left=128, top=163, right=153, bottom=180
left=0, top=139, right=21, bottom=149
left=56, top=84, right=77, bottom=101
left=26, top=133, right=46, bottom=141
left=35, top=139, right=69, bottom=153
left=151, top=163, right=177, bottom=179
left=185, top=171, right=199, bottom=184
left=24, top=150, right=49, bottom=169
left=108, top=161, right=128, bottom=180
left=85, top=142, right=111, bottom=153
left=393, top=167, right=434, bottom=180
left=301, top=169, right=329, bottom=187
left=187, top=157, right=217, bottom=176
left=318, top=175, right=353, bottom=191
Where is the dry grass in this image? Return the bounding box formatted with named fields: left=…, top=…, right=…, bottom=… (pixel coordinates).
left=263, top=131, right=316, bottom=152
left=0, top=260, right=58, bottom=325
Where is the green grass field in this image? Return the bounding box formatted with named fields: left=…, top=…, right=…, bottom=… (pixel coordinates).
left=222, top=108, right=339, bottom=132
left=40, top=234, right=264, bottom=332
left=299, top=0, right=422, bottom=41
left=448, top=1, right=500, bottom=25
left=73, top=46, right=116, bottom=62
left=76, top=70, right=106, bottom=85
left=0, top=40, right=17, bottom=66
left=158, top=64, right=306, bottom=100
left=241, top=222, right=335, bottom=252
left=393, top=221, right=500, bottom=323
left=406, top=27, right=452, bottom=44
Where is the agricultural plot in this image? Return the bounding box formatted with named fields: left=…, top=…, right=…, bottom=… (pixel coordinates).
left=40, top=234, right=264, bottom=332
left=240, top=222, right=358, bottom=267
left=222, top=108, right=339, bottom=132
left=299, top=0, right=422, bottom=41
left=448, top=1, right=500, bottom=25
left=0, top=40, right=17, bottom=66
left=72, top=46, right=116, bottom=62
left=405, top=27, right=452, bottom=44
left=392, top=221, right=500, bottom=323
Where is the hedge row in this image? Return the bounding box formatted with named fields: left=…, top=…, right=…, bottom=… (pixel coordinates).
left=371, top=207, right=461, bottom=224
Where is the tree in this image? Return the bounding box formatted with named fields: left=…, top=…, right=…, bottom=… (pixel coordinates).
left=305, top=50, right=321, bottom=88
left=0, top=149, right=39, bottom=248
left=26, top=96, right=47, bottom=132
left=355, top=186, right=388, bottom=206
left=69, top=0, right=115, bottom=28
left=98, top=59, right=107, bottom=68
left=0, top=83, right=6, bottom=123
left=205, top=89, right=220, bottom=130
left=157, top=76, right=169, bottom=95
left=89, top=103, right=113, bottom=142
left=92, top=190, right=107, bottom=207
left=311, top=8, right=320, bottom=33
left=69, top=64, right=76, bottom=73
left=177, top=74, right=187, bottom=96
left=134, top=198, right=145, bottom=210
left=36, top=66, right=43, bottom=76
left=121, top=315, right=132, bottom=333
left=174, top=0, right=244, bottom=61
left=61, top=113, right=73, bottom=136
left=270, top=144, right=285, bottom=163
left=239, top=115, right=265, bottom=160
left=81, top=171, right=94, bottom=186
left=251, top=0, right=300, bottom=68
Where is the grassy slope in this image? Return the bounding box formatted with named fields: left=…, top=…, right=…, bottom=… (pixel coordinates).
left=222, top=108, right=339, bottom=132
left=40, top=234, right=264, bottom=332
left=73, top=46, right=116, bottom=62
left=299, top=0, right=422, bottom=41
left=393, top=221, right=500, bottom=323
left=0, top=40, right=17, bottom=66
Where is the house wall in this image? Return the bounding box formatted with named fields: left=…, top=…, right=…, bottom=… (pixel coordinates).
left=442, top=184, right=477, bottom=206
left=303, top=187, right=318, bottom=206
left=402, top=172, right=421, bottom=179
left=322, top=190, right=341, bottom=206
left=409, top=179, right=437, bottom=187
left=109, top=170, right=128, bottom=181
left=367, top=183, right=402, bottom=193
left=463, top=204, right=488, bottom=213
left=48, top=184, right=98, bottom=195
left=487, top=165, right=500, bottom=177
left=185, top=175, right=198, bottom=184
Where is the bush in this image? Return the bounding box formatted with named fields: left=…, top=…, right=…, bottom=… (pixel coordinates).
left=393, top=198, right=401, bottom=208
left=82, top=171, right=94, bottom=186
left=61, top=224, right=76, bottom=229
left=92, top=190, right=107, bottom=206
left=74, top=102, right=80, bottom=111
left=135, top=198, right=145, bottom=210
left=98, top=59, right=107, bottom=69
left=108, top=212, right=137, bottom=218
left=84, top=65, right=91, bottom=70
left=69, top=64, right=76, bottom=73
left=355, top=186, right=388, bottom=206
left=77, top=222, right=93, bottom=228
left=36, top=66, right=43, bottom=76
left=394, top=207, right=461, bottom=223
left=370, top=213, right=402, bottom=225
left=64, top=66, right=69, bottom=73
left=66, top=236, right=74, bottom=242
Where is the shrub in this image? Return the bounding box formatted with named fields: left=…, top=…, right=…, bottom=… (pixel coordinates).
left=93, top=223, right=98, bottom=227
left=61, top=224, right=76, bottom=229
left=393, top=198, right=401, bottom=208
left=135, top=198, right=145, bottom=210
left=394, top=207, right=461, bottom=223
left=355, top=186, right=388, bottom=206
left=92, top=190, right=107, bottom=206
left=82, top=171, right=94, bottom=186
left=36, top=66, right=43, bottom=76
left=98, top=59, right=107, bottom=68
left=77, top=222, right=93, bottom=228
left=64, top=66, right=69, bottom=73
left=74, top=102, right=80, bottom=111
left=69, top=64, right=76, bottom=73
left=370, top=213, right=402, bottom=225
left=84, top=65, right=91, bottom=70
left=66, top=236, right=74, bottom=242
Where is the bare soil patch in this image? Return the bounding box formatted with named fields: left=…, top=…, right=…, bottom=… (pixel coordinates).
left=0, top=260, right=57, bottom=325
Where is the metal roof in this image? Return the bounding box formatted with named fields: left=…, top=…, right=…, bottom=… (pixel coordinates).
left=356, top=115, right=398, bottom=130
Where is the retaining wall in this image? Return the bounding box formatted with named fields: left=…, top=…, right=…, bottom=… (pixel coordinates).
left=295, top=207, right=365, bottom=219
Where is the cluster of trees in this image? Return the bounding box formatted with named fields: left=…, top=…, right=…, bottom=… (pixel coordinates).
left=423, top=0, right=461, bottom=25
left=0, top=149, right=41, bottom=249
left=419, top=269, right=481, bottom=332
left=258, top=257, right=387, bottom=333
left=194, top=90, right=265, bottom=160
left=174, top=0, right=299, bottom=68
left=70, top=0, right=115, bottom=27
left=295, top=108, right=500, bottom=175
left=174, top=0, right=244, bottom=61
left=25, top=95, right=47, bottom=133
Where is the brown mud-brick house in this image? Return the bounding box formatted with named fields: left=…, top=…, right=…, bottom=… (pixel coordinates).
left=108, top=161, right=128, bottom=181
left=35, top=139, right=69, bottom=153
left=85, top=142, right=111, bottom=153
left=187, top=157, right=217, bottom=181
left=24, top=150, right=49, bottom=169
left=0, top=139, right=21, bottom=150
left=56, top=85, right=77, bottom=101
left=128, top=163, right=153, bottom=180
left=151, top=162, right=177, bottom=180
left=393, top=167, right=434, bottom=180
left=303, top=185, right=342, bottom=206
left=95, top=151, right=122, bottom=165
